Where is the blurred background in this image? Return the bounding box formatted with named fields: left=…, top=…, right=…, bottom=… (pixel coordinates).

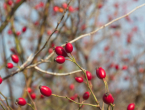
left=0, top=0, right=145, bottom=110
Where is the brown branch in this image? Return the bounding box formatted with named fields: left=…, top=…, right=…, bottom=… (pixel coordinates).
left=0, top=0, right=26, bottom=33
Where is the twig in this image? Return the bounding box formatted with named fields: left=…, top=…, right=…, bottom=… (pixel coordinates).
left=44, top=3, right=145, bottom=60
left=0, top=102, right=6, bottom=110
left=30, top=0, right=73, bottom=64
left=0, top=0, right=26, bottom=33
left=52, top=94, right=99, bottom=107
left=34, top=66, right=83, bottom=76
left=0, top=92, right=12, bottom=110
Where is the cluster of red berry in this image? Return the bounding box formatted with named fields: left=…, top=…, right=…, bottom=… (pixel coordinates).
left=54, top=42, right=73, bottom=64
left=7, top=54, right=19, bottom=69
left=16, top=86, right=52, bottom=106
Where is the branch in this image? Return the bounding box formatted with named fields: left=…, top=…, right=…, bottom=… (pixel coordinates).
left=34, top=66, right=83, bottom=76
left=0, top=0, right=26, bottom=33
left=52, top=94, right=99, bottom=107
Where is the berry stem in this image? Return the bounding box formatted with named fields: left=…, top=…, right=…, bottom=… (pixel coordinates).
left=72, top=60, right=100, bottom=106
left=103, top=79, right=109, bottom=92
left=27, top=103, right=35, bottom=110
left=70, top=53, right=75, bottom=61
left=65, top=59, right=73, bottom=62
left=0, top=102, right=6, bottom=110
left=107, top=105, right=110, bottom=110
left=112, top=106, right=114, bottom=110
left=0, top=92, right=12, bottom=110
left=52, top=94, right=99, bottom=107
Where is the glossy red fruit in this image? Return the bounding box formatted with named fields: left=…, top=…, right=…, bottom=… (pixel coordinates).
left=54, top=56, right=65, bottom=64
left=0, top=77, right=3, bottom=84
left=39, top=86, right=52, bottom=97
left=127, top=103, right=135, bottom=110
left=30, top=93, right=36, bottom=100
left=96, top=67, right=106, bottom=79
left=22, top=26, right=27, bottom=33
left=69, top=84, right=75, bottom=90
left=75, top=77, right=83, bottom=83
left=86, top=71, right=92, bottom=80
left=27, top=87, right=32, bottom=93
left=83, top=91, right=90, bottom=100
left=53, top=6, right=59, bottom=12
left=65, top=43, right=73, bottom=53
left=54, top=46, right=67, bottom=57
left=11, top=54, right=19, bottom=63
left=103, top=93, right=114, bottom=105
left=62, top=3, right=67, bottom=9
left=16, top=98, right=26, bottom=106
left=7, top=63, right=13, bottom=69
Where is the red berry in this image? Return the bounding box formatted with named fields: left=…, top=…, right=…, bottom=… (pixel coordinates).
left=7, top=0, right=13, bottom=6
left=115, top=64, right=119, bottom=70
left=96, top=67, right=106, bottom=79
left=114, top=3, right=119, bottom=8
left=11, top=54, right=19, bottom=63
left=51, top=42, right=55, bottom=48
left=54, top=56, right=65, bottom=64
left=39, top=2, right=44, bottom=7
left=0, top=77, right=3, bottom=84
left=65, top=43, right=73, bottom=53
left=69, top=84, right=75, bottom=90
left=69, top=96, right=75, bottom=102
left=75, top=77, right=83, bottom=83
left=53, top=6, right=59, bottom=12
left=35, top=4, right=40, bottom=9
left=3, top=3, right=7, bottom=10
left=86, top=71, right=92, bottom=80
left=16, top=98, right=26, bottom=106
left=69, top=6, right=74, bottom=12
left=47, top=30, right=52, bottom=35
left=54, top=46, right=67, bottom=57
left=48, top=48, right=53, bottom=54
left=39, top=86, right=52, bottom=97
left=27, top=87, right=32, bottom=93
left=7, top=63, right=13, bottom=69
left=62, top=3, right=67, bottom=9
left=122, top=65, right=128, bottom=70
left=83, top=91, right=90, bottom=100
left=103, top=93, right=114, bottom=105
left=8, top=29, right=12, bottom=35
left=81, top=24, right=86, bottom=31
left=98, top=3, right=103, bottom=9
left=16, top=31, right=21, bottom=36
left=10, top=48, right=18, bottom=55
left=22, top=26, right=27, bottom=33
left=40, top=94, right=44, bottom=99
left=127, top=103, right=135, bottom=110
left=30, top=93, right=36, bottom=100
